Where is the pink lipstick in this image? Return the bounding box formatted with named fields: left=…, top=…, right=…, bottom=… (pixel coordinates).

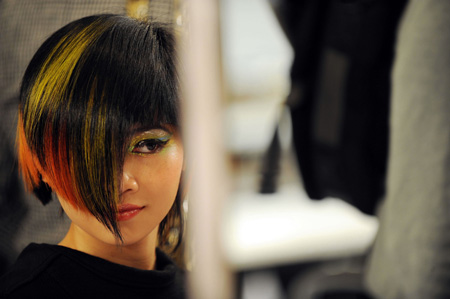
left=117, top=204, right=144, bottom=221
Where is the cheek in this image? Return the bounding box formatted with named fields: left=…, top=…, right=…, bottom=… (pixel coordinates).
left=144, top=157, right=183, bottom=201
left=129, top=148, right=183, bottom=207
left=136, top=146, right=183, bottom=187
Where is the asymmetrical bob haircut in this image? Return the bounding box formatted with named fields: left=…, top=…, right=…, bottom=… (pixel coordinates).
left=17, top=14, right=182, bottom=250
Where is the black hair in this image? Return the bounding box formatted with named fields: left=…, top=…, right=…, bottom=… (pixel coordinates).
left=17, top=14, right=183, bottom=251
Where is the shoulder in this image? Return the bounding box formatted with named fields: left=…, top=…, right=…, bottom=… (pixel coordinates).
left=0, top=243, right=64, bottom=298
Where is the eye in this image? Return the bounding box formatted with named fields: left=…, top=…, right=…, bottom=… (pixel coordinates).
left=131, top=138, right=169, bottom=154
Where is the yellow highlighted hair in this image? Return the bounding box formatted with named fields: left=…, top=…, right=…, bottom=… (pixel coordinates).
left=17, top=14, right=182, bottom=248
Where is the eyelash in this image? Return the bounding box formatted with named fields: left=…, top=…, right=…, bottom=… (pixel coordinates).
left=131, top=138, right=169, bottom=155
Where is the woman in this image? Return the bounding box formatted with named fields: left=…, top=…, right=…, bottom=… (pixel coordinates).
left=0, top=14, right=185, bottom=298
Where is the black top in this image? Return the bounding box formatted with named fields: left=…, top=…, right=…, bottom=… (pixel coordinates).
left=0, top=243, right=186, bottom=299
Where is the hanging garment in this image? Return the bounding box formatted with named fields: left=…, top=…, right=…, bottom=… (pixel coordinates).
left=272, top=0, right=407, bottom=214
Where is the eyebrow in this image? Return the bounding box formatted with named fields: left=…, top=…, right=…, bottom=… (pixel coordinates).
left=130, top=124, right=172, bottom=135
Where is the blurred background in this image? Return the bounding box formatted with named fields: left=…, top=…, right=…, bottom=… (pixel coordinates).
left=219, top=0, right=380, bottom=298
left=2, top=0, right=450, bottom=298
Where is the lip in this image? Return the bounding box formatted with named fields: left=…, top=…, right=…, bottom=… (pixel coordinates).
left=117, top=204, right=144, bottom=221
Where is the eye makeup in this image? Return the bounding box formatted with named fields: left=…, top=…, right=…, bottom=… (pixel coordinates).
left=127, top=130, right=173, bottom=156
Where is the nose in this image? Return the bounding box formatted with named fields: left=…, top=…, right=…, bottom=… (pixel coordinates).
left=121, top=171, right=139, bottom=194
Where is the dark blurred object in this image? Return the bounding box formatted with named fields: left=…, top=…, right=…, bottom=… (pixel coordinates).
left=269, top=0, right=407, bottom=215
left=318, top=292, right=371, bottom=299
left=260, top=124, right=282, bottom=194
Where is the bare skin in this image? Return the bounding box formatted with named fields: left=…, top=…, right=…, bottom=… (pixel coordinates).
left=56, top=128, right=183, bottom=270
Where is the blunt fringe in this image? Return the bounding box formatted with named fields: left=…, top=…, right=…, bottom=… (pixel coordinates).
left=17, top=14, right=183, bottom=251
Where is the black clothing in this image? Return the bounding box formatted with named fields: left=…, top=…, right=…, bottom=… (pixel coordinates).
left=0, top=243, right=186, bottom=299
left=272, top=0, right=407, bottom=214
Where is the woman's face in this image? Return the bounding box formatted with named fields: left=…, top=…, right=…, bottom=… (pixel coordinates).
left=58, top=126, right=184, bottom=247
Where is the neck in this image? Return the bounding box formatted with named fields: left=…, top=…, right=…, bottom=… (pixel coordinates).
left=59, top=223, right=158, bottom=270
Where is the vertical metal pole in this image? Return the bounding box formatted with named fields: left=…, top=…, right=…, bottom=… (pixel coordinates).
left=180, top=0, right=233, bottom=298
